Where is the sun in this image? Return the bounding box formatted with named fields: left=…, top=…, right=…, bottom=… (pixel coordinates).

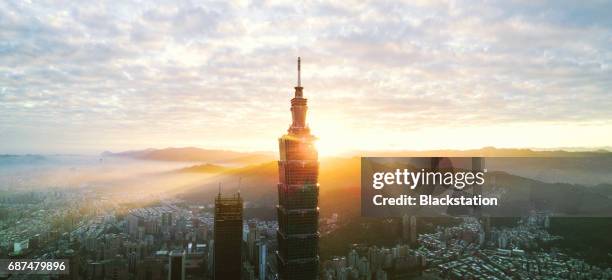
left=314, top=138, right=333, bottom=157
left=310, top=117, right=354, bottom=157
left=313, top=135, right=349, bottom=157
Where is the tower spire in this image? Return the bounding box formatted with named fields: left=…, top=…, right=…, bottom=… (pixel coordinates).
left=297, top=57, right=301, bottom=87
left=290, top=57, right=308, bottom=133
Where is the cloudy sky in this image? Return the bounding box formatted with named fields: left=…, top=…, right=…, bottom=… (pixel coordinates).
left=1, top=0, right=611, bottom=155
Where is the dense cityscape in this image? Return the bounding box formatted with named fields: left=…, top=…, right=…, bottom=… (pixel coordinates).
left=1, top=187, right=611, bottom=279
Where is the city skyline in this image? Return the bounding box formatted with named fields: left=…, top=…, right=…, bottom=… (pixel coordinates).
left=1, top=1, right=611, bottom=280
left=2, top=1, right=612, bottom=155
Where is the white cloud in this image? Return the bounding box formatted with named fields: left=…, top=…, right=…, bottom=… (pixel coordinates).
left=1, top=0, right=611, bottom=153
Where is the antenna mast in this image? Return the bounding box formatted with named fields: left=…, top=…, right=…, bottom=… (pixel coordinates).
left=297, top=57, right=301, bottom=87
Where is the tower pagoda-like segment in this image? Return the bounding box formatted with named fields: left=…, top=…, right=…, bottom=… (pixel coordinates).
left=276, top=57, right=320, bottom=280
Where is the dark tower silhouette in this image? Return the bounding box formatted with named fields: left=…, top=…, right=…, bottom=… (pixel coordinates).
left=214, top=191, right=243, bottom=280
left=168, top=250, right=185, bottom=280
left=276, top=57, right=320, bottom=280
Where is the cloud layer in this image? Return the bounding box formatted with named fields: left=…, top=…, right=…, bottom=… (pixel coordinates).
left=1, top=0, right=611, bottom=153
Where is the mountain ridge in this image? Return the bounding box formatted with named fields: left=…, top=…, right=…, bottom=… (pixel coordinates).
left=101, top=146, right=612, bottom=164
left=101, top=147, right=275, bottom=164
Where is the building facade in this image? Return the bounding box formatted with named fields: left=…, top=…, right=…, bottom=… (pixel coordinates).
left=214, top=192, right=243, bottom=280
left=276, top=57, right=320, bottom=280
left=168, top=250, right=185, bottom=280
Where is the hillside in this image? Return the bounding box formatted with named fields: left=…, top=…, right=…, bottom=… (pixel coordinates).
left=177, top=155, right=612, bottom=219
left=176, top=157, right=362, bottom=217
left=102, top=147, right=612, bottom=164
left=102, top=147, right=275, bottom=164
left=176, top=163, right=228, bottom=173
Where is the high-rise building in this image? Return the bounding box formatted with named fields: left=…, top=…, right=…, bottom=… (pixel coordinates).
left=247, top=222, right=259, bottom=262
left=401, top=214, right=410, bottom=242
left=168, top=250, right=185, bottom=280
left=409, top=216, right=417, bottom=245
left=127, top=212, right=144, bottom=237
left=348, top=249, right=359, bottom=268
left=482, top=215, right=491, bottom=242
left=214, top=192, right=243, bottom=280
left=58, top=249, right=79, bottom=280
left=207, top=240, right=214, bottom=274
left=257, top=242, right=267, bottom=280
left=162, top=212, right=172, bottom=232
left=276, top=57, right=320, bottom=280
left=136, top=257, right=164, bottom=280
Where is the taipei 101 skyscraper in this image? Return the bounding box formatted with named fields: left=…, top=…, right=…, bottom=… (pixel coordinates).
left=276, top=57, right=320, bottom=280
